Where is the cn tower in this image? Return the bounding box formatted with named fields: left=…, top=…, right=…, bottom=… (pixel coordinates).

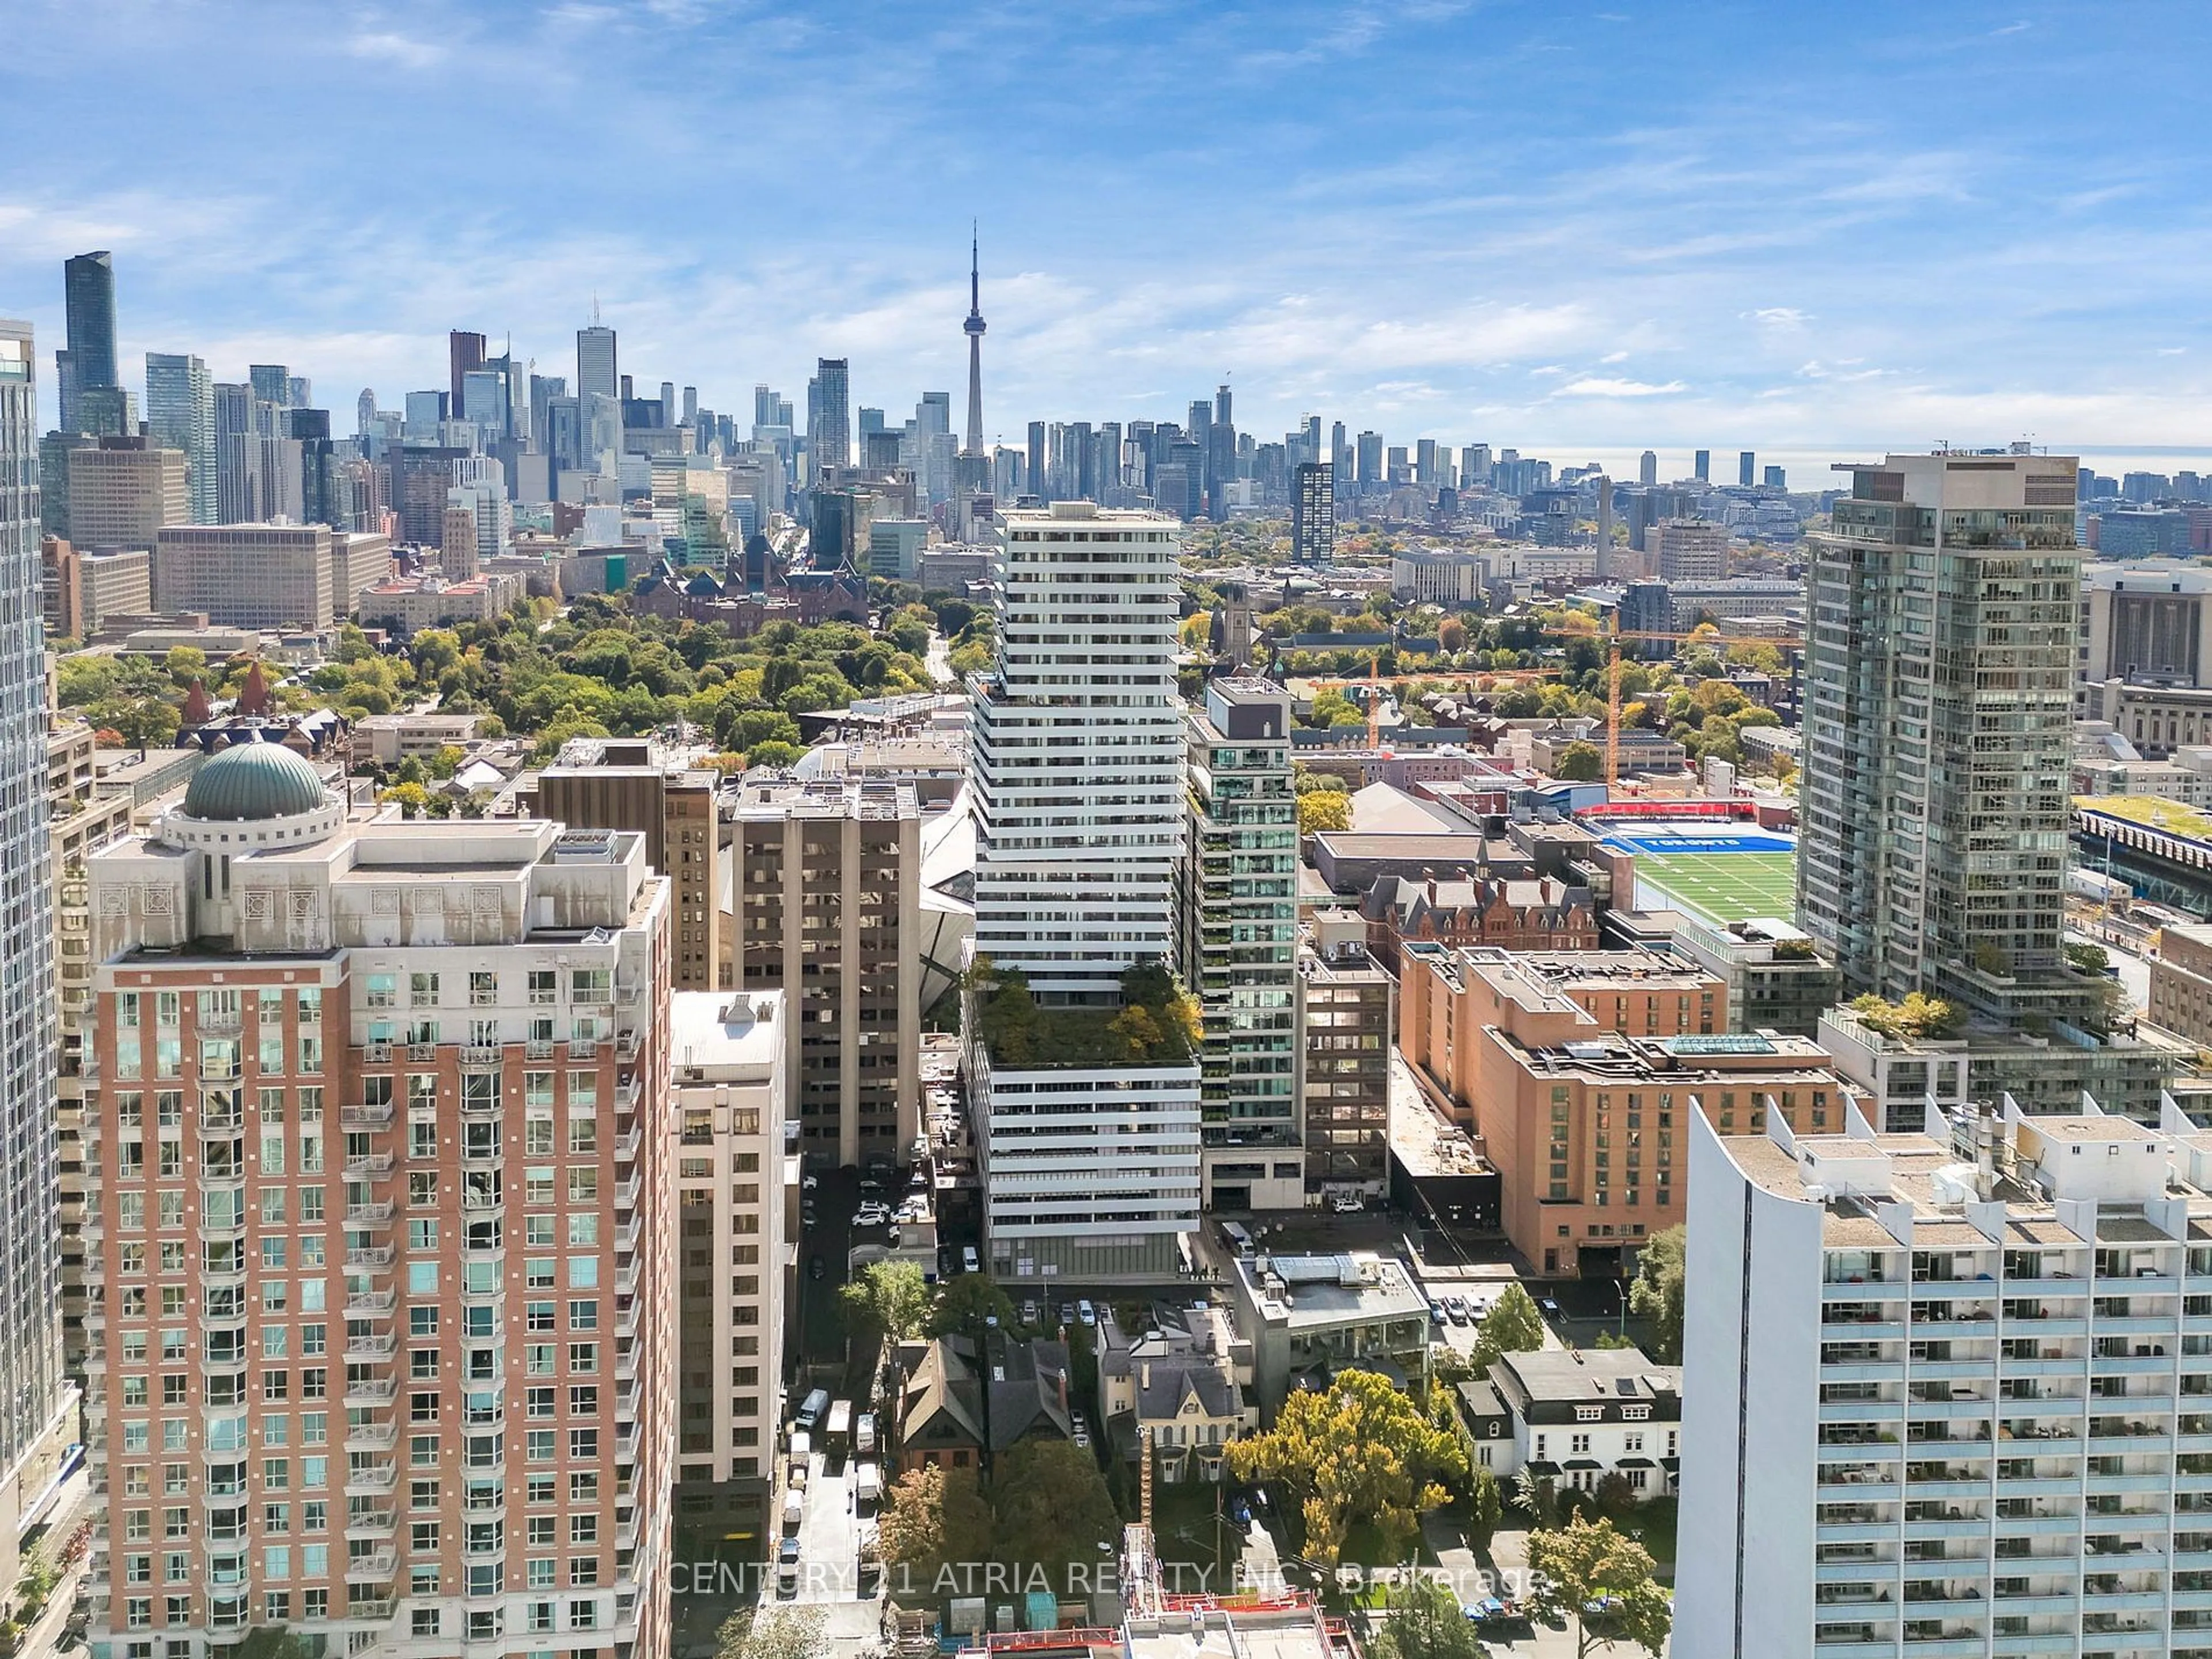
left=962, top=225, right=986, bottom=458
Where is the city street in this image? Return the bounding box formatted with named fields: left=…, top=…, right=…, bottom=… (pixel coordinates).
left=783, top=1440, right=885, bottom=1659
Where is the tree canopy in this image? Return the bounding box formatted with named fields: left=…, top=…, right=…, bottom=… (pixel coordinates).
left=1525, top=1516, right=1673, bottom=1659
left=1224, top=1368, right=1467, bottom=1566
left=713, top=1604, right=830, bottom=1659
left=1470, top=1283, right=1547, bottom=1373
left=1297, top=790, right=1353, bottom=835
left=879, top=1462, right=995, bottom=1590
left=1627, top=1228, right=1685, bottom=1363
left=1369, top=1575, right=1491, bottom=1659
left=840, top=1259, right=933, bottom=1344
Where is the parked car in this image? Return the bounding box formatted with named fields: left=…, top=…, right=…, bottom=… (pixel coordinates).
left=1059, top=1302, right=1076, bottom=1328
left=1429, top=1301, right=1448, bottom=1327
left=854, top=1204, right=889, bottom=1229
left=1330, top=1194, right=1363, bottom=1214
left=1071, top=1412, right=1091, bottom=1449
left=1021, top=1300, right=1041, bottom=1327
left=1445, top=1296, right=1472, bottom=1326
left=801, top=1173, right=819, bottom=1191
left=1077, top=1298, right=1096, bottom=1326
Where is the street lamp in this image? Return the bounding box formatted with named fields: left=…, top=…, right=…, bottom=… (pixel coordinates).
left=1614, top=1278, right=1628, bottom=1342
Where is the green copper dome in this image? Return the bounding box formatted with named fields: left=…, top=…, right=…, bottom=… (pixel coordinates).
left=181, top=741, right=329, bottom=821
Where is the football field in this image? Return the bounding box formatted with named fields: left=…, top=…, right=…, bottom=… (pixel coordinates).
left=1631, top=849, right=1798, bottom=927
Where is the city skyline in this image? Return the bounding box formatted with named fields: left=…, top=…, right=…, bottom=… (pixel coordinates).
left=5, top=2, right=2212, bottom=461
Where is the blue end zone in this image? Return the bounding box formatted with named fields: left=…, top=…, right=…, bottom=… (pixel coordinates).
left=1604, top=831, right=1797, bottom=855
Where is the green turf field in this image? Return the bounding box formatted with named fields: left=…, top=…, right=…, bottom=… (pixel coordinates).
left=1634, top=849, right=1798, bottom=927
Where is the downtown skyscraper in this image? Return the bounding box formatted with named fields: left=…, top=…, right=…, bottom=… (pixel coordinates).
left=809, top=357, right=850, bottom=471
left=145, top=353, right=217, bottom=524
left=59, top=251, right=119, bottom=433
left=0, top=321, right=68, bottom=1589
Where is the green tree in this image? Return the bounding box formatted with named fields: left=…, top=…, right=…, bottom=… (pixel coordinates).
left=1847, top=991, right=1963, bottom=1041
left=378, top=782, right=435, bottom=818
left=990, top=1440, right=1121, bottom=1592
left=1467, top=1464, right=1505, bottom=1549
left=1297, top=791, right=1352, bottom=835
left=1470, top=1283, right=1547, bottom=1373
left=927, top=1274, right=1016, bottom=1341
left=1552, top=740, right=1604, bottom=782
left=2066, top=941, right=2111, bottom=975
left=1524, top=1515, right=1673, bottom=1659
left=1225, top=1368, right=1467, bottom=1567
left=164, top=644, right=209, bottom=687
left=712, top=1603, right=830, bottom=1659
left=1309, top=688, right=1368, bottom=728
left=1627, top=1227, right=1685, bottom=1363
left=746, top=740, right=806, bottom=770
left=840, top=1259, right=933, bottom=1344
left=1368, top=1575, right=1491, bottom=1659
left=108, top=696, right=180, bottom=748
left=880, top=1462, right=995, bottom=1589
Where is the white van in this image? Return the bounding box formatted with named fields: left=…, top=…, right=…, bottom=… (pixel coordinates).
left=782, top=1488, right=805, bottom=1533
left=961, top=1244, right=979, bottom=1274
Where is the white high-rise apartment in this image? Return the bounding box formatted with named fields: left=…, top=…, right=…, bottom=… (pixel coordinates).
left=1681, top=1097, right=2212, bottom=1659
left=82, top=756, right=675, bottom=1658
left=1798, top=450, right=2085, bottom=1026
left=971, top=502, right=1186, bottom=997
left=0, top=322, right=73, bottom=1591
left=965, top=502, right=1198, bottom=1277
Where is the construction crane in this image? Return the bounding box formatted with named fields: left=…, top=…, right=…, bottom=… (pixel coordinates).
left=1604, top=624, right=1802, bottom=787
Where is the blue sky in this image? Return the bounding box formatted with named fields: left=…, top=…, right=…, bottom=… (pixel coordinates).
left=7, top=0, right=2212, bottom=480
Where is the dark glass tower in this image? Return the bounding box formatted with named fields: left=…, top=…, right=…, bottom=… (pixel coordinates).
left=60, top=251, right=118, bottom=431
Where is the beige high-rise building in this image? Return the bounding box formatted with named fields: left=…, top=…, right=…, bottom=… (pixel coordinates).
left=42, top=536, right=153, bottom=639
left=536, top=739, right=723, bottom=992
left=153, top=522, right=338, bottom=629
left=47, top=706, right=137, bottom=1369
left=67, top=434, right=188, bottom=550
left=666, top=990, right=791, bottom=1550
left=331, top=529, right=393, bottom=619
left=1649, top=517, right=1729, bottom=583
left=82, top=747, right=676, bottom=1658
left=725, top=774, right=921, bottom=1169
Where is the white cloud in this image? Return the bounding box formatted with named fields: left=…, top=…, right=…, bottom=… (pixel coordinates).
left=1554, top=377, right=1686, bottom=397
left=346, top=31, right=446, bottom=69
left=1746, top=307, right=1811, bottom=327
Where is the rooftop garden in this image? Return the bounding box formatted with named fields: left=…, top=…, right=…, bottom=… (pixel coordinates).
left=967, top=958, right=1201, bottom=1070
left=1846, top=991, right=1965, bottom=1043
